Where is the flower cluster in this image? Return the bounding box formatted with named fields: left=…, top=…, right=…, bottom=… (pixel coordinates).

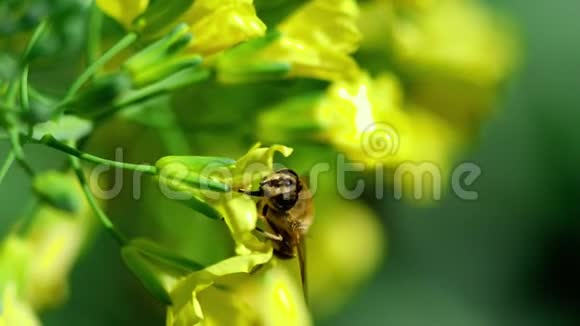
left=0, top=0, right=518, bottom=325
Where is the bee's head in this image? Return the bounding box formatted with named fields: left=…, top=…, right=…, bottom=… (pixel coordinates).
left=260, top=169, right=301, bottom=211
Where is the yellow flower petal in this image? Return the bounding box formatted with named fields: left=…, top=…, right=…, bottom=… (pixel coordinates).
left=315, top=72, right=406, bottom=165
left=25, top=213, right=85, bottom=309
left=315, top=71, right=460, bottom=171
left=167, top=252, right=272, bottom=325
left=260, top=266, right=311, bottom=326
left=232, top=143, right=294, bottom=187
left=261, top=0, right=362, bottom=80
left=0, top=283, right=40, bottom=326
left=391, top=0, right=518, bottom=86
left=168, top=262, right=310, bottom=326
left=96, top=0, right=149, bottom=29
left=98, top=0, right=265, bottom=56
left=0, top=237, right=32, bottom=296
left=186, top=1, right=267, bottom=56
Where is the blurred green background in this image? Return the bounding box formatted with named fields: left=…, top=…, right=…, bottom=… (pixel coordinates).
left=1, top=0, right=580, bottom=325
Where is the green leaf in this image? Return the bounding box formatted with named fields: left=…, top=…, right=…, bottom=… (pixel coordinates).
left=32, top=115, right=92, bottom=142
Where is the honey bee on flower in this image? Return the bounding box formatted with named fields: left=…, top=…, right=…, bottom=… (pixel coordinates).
left=0, top=0, right=520, bottom=325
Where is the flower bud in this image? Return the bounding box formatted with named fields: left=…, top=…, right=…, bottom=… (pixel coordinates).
left=216, top=32, right=291, bottom=83
left=68, top=74, right=131, bottom=115
left=123, top=24, right=204, bottom=87
left=32, top=171, right=83, bottom=213
left=155, top=156, right=234, bottom=219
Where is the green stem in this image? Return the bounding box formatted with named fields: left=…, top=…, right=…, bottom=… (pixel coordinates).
left=36, top=135, right=157, bottom=175
left=5, top=82, right=18, bottom=106
left=20, top=65, right=33, bottom=136
left=20, top=66, right=30, bottom=111
left=55, top=32, right=138, bottom=115
left=0, top=150, right=15, bottom=185
left=22, top=19, right=48, bottom=60
left=8, top=128, right=34, bottom=176
left=70, top=155, right=128, bottom=245
left=87, top=2, right=103, bottom=67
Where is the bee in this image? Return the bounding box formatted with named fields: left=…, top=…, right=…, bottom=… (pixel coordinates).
left=239, top=169, right=313, bottom=301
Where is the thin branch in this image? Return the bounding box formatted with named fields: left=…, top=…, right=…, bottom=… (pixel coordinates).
left=0, top=150, right=15, bottom=185
left=34, top=135, right=157, bottom=175
left=70, top=155, right=128, bottom=245
left=54, top=32, right=138, bottom=116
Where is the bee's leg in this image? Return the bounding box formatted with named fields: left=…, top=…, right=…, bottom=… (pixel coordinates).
left=254, top=201, right=281, bottom=240
left=255, top=226, right=283, bottom=241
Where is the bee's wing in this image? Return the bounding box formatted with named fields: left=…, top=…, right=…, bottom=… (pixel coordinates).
left=298, top=236, right=308, bottom=304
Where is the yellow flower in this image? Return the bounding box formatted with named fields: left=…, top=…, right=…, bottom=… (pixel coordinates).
left=358, top=0, right=518, bottom=132
left=315, top=72, right=405, bottom=166
left=256, top=70, right=459, bottom=171
left=390, top=0, right=518, bottom=87
left=259, top=0, right=362, bottom=81
left=255, top=264, right=311, bottom=326
left=168, top=262, right=310, bottom=326
left=315, top=71, right=459, bottom=170
left=183, top=0, right=267, bottom=56
left=96, top=0, right=149, bottom=30
left=167, top=252, right=272, bottom=325
left=0, top=237, right=32, bottom=296
left=24, top=206, right=94, bottom=310
left=0, top=283, right=40, bottom=326
left=152, top=144, right=305, bottom=325
left=0, top=173, right=96, bottom=311
left=97, top=0, right=266, bottom=56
